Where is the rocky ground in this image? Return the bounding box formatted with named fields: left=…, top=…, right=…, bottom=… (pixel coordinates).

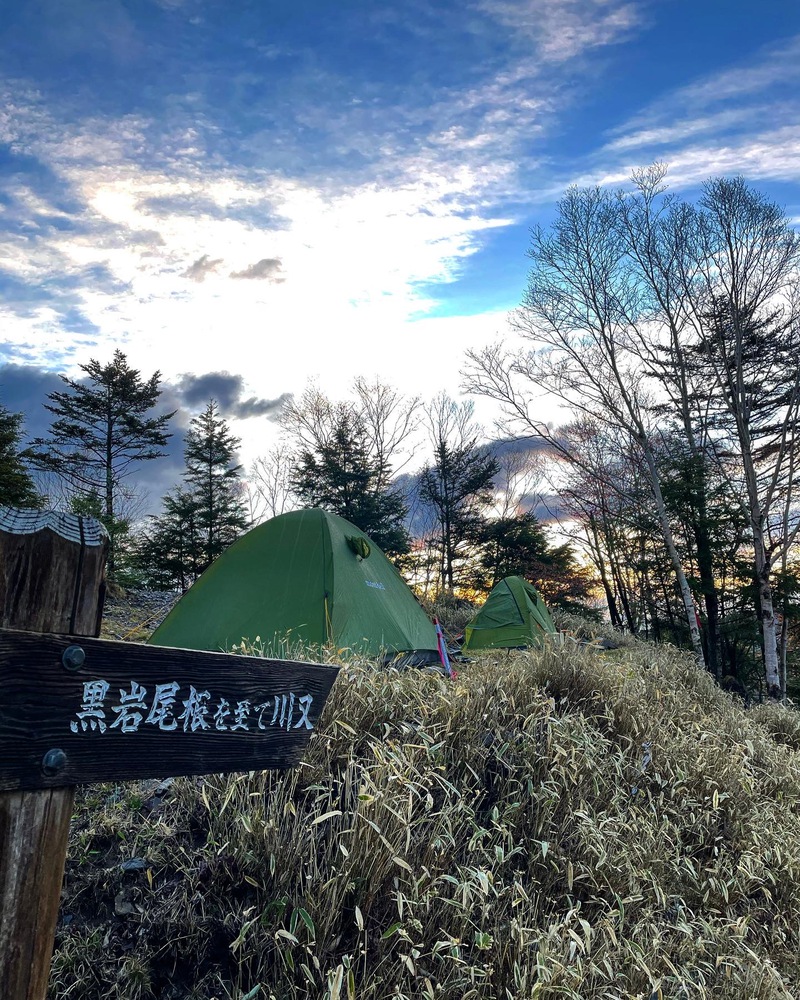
left=100, top=588, right=180, bottom=642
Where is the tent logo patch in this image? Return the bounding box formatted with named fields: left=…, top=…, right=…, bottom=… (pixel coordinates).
left=365, top=580, right=386, bottom=590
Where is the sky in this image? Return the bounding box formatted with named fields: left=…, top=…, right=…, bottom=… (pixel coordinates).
left=2, top=0, right=800, bottom=508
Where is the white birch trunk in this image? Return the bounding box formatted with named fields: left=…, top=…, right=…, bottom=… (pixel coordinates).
left=752, top=522, right=781, bottom=698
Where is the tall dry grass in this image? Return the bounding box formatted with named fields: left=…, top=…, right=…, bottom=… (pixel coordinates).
left=51, top=638, right=800, bottom=1000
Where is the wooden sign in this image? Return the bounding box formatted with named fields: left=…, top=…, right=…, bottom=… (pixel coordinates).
left=0, top=507, right=341, bottom=1000
left=0, top=629, right=339, bottom=791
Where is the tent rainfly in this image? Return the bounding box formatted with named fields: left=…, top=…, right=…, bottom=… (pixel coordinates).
left=150, top=508, right=440, bottom=665
left=462, top=576, right=556, bottom=651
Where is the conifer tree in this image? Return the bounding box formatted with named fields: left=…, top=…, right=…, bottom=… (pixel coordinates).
left=0, top=402, right=43, bottom=508
left=183, top=400, right=249, bottom=572
left=137, top=402, right=248, bottom=589
left=290, top=407, right=410, bottom=555
left=135, top=488, right=202, bottom=592
left=30, top=350, right=174, bottom=572
left=418, top=394, right=498, bottom=591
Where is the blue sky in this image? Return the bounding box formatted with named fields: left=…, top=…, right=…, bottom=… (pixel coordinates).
left=2, top=0, right=800, bottom=490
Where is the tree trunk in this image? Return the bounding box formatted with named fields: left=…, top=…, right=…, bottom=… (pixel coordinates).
left=752, top=523, right=781, bottom=698
left=587, top=520, right=621, bottom=628
left=610, top=553, right=636, bottom=633
left=691, top=478, right=721, bottom=679
left=106, top=417, right=115, bottom=575
left=642, top=447, right=705, bottom=668
left=780, top=611, right=789, bottom=701
left=694, top=518, right=721, bottom=679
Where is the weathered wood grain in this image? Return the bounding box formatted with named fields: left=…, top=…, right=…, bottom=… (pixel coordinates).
left=0, top=506, right=108, bottom=636
left=0, top=629, right=339, bottom=790
left=0, top=509, right=108, bottom=1000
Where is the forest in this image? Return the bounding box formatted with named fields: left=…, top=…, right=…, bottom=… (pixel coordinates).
left=2, top=168, right=799, bottom=702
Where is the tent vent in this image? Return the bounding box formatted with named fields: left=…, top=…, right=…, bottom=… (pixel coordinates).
left=347, top=536, right=371, bottom=560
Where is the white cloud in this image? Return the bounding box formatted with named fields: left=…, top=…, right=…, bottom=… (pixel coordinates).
left=481, top=27, right=797, bottom=212
left=644, top=35, right=800, bottom=112
left=0, top=0, right=654, bottom=423
left=591, top=33, right=800, bottom=189
left=477, top=0, right=642, bottom=62
left=0, top=127, right=516, bottom=390
left=604, top=107, right=759, bottom=153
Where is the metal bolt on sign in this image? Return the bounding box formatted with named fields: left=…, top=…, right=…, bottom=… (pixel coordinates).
left=41, top=749, right=67, bottom=777
left=62, top=645, right=86, bottom=671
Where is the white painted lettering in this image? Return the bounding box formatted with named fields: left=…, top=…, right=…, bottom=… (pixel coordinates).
left=145, top=682, right=180, bottom=730
left=179, top=686, right=211, bottom=732
left=294, top=694, right=314, bottom=730
left=110, top=681, right=148, bottom=733
left=70, top=682, right=315, bottom=735
left=70, top=679, right=110, bottom=733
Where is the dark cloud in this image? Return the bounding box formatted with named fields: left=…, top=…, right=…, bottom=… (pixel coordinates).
left=230, top=257, right=284, bottom=281
left=480, top=435, right=551, bottom=459
left=93, top=227, right=165, bottom=250
left=144, top=194, right=226, bottom=219
left=524, top=493, right=567, bottom=523
left=234, top=392, right=292, bottom=419
left=0, top=363, right=65, bottom=440
left=139, top=193, right=286, bottom=231
left=170, top=371, right=291, bottom=420
left=182, top=254, right=223, bottom=282
left=171, top=371, right=247, bottom=409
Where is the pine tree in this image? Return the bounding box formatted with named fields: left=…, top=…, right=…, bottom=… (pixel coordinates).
left=29, top=350, right=174, bottom=572
left=418, top=394, right=498, bottom=592
left=183, top=400, right=249, bottom=572
left=291, top=408, right=410, bottom=555
left=0, top=402, right=43, bottom=508
left=135, top=488, right=203, bottom=592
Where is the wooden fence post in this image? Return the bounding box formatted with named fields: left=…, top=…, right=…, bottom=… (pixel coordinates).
left=0, top=508, right=108, bottom=1000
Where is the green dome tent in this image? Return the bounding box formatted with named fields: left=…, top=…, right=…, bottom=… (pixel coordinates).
left=462, top=576, right=556, bottom=651
left=150, top=508, right=439, bottom=665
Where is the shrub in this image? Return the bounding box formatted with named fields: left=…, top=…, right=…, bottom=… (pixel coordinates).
left=52, top=641, right=800, bottom=999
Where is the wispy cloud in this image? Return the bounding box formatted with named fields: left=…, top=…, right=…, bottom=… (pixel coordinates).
left=477, top=0, right=642, bottom=62
left=0, top=0, right=651, bottom=402
left=622, top=35, right=800, bottom=120
left=605, top=107, right=759, bottom=153
left=590, top=34, right=800, bottom=189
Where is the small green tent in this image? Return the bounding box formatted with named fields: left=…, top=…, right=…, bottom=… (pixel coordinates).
left=150, top=508, right=439, bottom=664
left=462, top=576, right=556, bottom=651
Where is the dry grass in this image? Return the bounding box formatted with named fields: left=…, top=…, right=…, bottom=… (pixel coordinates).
left=50, top=635, right=800, bottom=1000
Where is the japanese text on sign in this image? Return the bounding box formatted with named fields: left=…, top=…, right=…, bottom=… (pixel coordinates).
left=69, top=680, right=314, bottom=735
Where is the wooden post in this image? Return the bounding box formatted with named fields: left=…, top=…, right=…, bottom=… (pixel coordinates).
left=0, top=508, right=108, bottom=1000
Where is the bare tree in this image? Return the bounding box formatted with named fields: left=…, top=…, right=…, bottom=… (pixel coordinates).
left=463, top=183, right=706, bottom=665
left=352, top=376, right=421, bottom=484
left=492, top=443, right=547, bottom=520
left=614, top=165, right=724, bottom=674
left=275, top=378, right=419, bottom=556
left=248, top=446, right=297, bottom=522
left=279, top=383, right=340, bottom=454
left=281, top=378, right=421, bottom=478
left=554, top=419, right=644, bottom=632
left=676, top=179, right=800, bottom=696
